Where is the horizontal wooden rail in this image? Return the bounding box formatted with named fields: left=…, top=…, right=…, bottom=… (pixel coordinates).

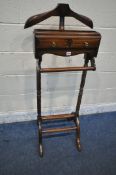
left=40, top=66, right=96, bottom=73
left=42, top=113, right=75, bottom=120
left=42, top=126, right=77, bottom=134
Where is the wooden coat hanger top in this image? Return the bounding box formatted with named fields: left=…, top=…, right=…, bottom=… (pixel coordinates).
left=24, top=3, right=93, bottom=29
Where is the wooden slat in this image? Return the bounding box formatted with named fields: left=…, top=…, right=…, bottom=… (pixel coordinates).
left=42, top=113, right=75, bottom=120
left=42, top=126, right=77, bottom=133
left=40, top=66, right=95, bottom=73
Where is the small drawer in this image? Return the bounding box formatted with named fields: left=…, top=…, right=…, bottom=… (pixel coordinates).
left=36, top=38, right=100, bottom=50
left=36, top=39, right=68, bottom=49
left=72, top=39, right=100, bottom=49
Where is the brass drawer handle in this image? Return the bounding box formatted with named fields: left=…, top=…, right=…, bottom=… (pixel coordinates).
left=84, top=42, right=89, bottom=47
left=52, top=41, right=56, bottom=48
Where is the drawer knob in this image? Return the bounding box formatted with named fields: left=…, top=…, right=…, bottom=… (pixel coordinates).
left=84, top=42, right=89, bottom=47
left=52, top=41, right=56, bottom=48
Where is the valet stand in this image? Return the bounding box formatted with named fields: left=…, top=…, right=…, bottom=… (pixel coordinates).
left=24, top=3, right=101, bottom=157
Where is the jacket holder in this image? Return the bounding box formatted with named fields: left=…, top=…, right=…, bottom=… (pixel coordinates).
left=24, top=3, right=101, bottom=157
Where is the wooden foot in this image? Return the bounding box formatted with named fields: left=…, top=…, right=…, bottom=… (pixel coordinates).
left=38, top=118, right=44, bottom=157
left=39, top=144, right=44, bottom=157
left=76, top=138, right=82, bottom=152
left=75, top=117, right=82, bottom=152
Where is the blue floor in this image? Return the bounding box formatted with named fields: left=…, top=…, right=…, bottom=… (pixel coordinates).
left=0, top=112, right=116, bottom=175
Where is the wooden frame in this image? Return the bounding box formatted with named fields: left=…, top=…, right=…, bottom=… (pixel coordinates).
left=24, top=3, right=101, bottom=157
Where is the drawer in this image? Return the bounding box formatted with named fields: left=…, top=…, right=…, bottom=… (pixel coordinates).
left=36, top=38, right=100, bottom=50
left=34, top=30, right=101, bottom=58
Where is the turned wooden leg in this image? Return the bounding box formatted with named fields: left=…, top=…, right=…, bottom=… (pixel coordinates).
left=75, top=54, right=90, bottom=151
left=36, top=57, right=44, bottom=157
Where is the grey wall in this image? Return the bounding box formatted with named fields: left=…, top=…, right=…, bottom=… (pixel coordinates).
left=0, top=0, right=116, bottom=123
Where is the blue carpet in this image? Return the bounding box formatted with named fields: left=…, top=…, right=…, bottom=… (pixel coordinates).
left=0, top=112, right=116, bottom=175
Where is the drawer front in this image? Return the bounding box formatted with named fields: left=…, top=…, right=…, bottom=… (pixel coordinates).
left=36, top=38, right=100, bottom=50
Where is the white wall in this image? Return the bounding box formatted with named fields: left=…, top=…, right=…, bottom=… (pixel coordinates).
left=0, top=0, right=116, bottom=123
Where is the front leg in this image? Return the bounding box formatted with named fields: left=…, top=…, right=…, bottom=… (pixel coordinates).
left=36, top=56, right=44, bottom=157
left=75, top=116, right=81, bottom=151
left=75, top=54, right=89, bottom=151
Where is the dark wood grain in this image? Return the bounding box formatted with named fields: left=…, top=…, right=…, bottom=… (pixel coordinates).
left=24, top=3, right=93, bottom=29
left=34, top=29, right=101, bottom=58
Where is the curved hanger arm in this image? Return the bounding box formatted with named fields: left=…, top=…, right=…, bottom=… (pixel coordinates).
left=70, top=11, right=93, bottom=29
left=24, top=3, right=93, bottom=29
left=24, top=10, right=56, bottom=29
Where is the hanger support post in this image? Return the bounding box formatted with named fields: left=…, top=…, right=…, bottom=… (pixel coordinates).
left=59, top=16, right=64, bottom=30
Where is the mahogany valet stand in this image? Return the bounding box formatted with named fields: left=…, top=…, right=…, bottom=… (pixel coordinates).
left=24, top=3, right=101, bottom=157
